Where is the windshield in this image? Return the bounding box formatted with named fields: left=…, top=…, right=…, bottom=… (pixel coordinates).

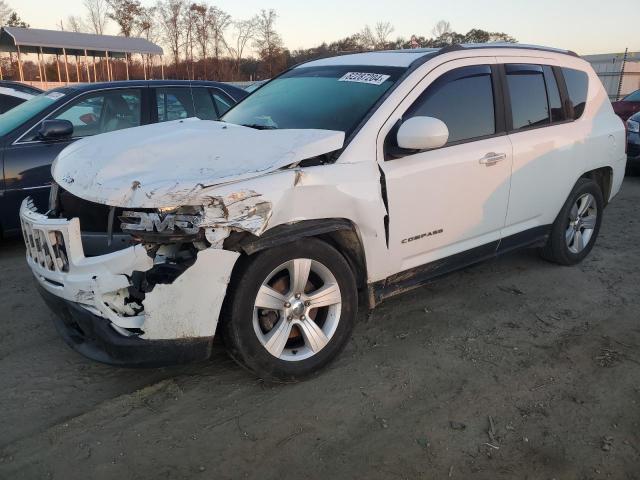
left=0, top=90, right=67, bottom=137
left=222, top=66, right=406, bottom=135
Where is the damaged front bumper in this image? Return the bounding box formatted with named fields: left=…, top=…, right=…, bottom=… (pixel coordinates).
left=19, top=198, right=239, bottom=367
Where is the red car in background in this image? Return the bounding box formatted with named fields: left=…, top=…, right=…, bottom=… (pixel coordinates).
left=612, top=89, right=640, bottom=121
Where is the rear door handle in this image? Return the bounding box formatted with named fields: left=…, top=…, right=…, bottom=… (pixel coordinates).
left=479, top=152, right=506, bottom=166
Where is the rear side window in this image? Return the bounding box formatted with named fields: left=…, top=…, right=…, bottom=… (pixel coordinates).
left=212, top=90, right=233, bottom=116
left=562, top=68, right=589, bottom=119
left=157, top=87, right=220, bottom=122
left=505, top=64, right=550, bottom=130
left=405, top=65, right=495, bottom=144
left=191, top=88, right=218, bottom=120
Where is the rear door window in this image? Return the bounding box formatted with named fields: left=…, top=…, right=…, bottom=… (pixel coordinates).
left=506, top=64, right=550, bottom=131
left=405, top=65, right=496, bottom=144
left=561, top=67, right=589, bottom=119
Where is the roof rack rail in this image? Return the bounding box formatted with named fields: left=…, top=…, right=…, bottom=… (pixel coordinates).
left=437, top=43, right=579, bottom=57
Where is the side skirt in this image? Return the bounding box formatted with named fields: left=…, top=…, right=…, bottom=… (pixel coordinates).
left=368, top=225, right=550, bottom=308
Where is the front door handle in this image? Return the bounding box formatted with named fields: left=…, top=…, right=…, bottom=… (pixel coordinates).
left=479, top=152, right=506, bottom=166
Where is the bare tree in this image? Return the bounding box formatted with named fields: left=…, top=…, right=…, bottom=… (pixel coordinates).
left=135, top=6, right=158, bottom=42
left=432, top=20, right=451, bottom=38
left=357, top=22, right=394, bottom=50
left=182, top=3, right=196, bottom=79
left=208, top=5, right=231, bottom=79
left=157, top=0, right=184, bottom=76
left=65, top=15, right=87, bottom=32
left=83, top=0, right=108, bottom=34
left=107, top=0, right=142, bottom=37
left=133, top=5, right=158, bottom=77
left=0, top=1, right=11, bottom=25
left=227, top=18, right=255, bottom=79
left=190, top=3, right=208, bottom=77
left=253, top=9, right=283, bottom=77
left=358, top=25, right=375, bottom=50
left=374, top=21, right=394, bottom=47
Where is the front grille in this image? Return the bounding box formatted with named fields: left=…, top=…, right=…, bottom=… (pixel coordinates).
left=58, top=189, right=123, bottom=233
left=21, top=216, right=69, bottom=272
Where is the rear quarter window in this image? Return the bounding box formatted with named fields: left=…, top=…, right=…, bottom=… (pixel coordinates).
left=0, top=94, right=25, bottom=114
left=562, top=68, right=589, bottom=119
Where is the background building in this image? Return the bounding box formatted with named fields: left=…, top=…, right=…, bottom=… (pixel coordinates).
left=583, top=50, right=640, bottom=101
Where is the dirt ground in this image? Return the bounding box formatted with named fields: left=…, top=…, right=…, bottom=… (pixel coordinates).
left=1, top=178, right=639, bottom=480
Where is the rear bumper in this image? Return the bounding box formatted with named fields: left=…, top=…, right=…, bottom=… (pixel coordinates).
left=39, top=285, right=213, bottom=367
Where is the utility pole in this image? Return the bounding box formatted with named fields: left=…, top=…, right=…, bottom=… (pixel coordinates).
left=616, top=48, right=628, bottom=101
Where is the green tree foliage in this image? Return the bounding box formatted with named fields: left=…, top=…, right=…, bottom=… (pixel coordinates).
left=5, top=11, right=29, bottom=27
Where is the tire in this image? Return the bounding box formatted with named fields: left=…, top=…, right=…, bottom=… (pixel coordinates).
left=220, top=238, right=357, bottom=381
left=539, top=177, right=604, bottom=265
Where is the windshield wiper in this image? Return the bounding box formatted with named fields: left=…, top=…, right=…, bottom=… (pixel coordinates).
left=239, top=123, right=278, bottom=130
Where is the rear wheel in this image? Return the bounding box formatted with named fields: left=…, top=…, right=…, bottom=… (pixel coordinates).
left=540, top=178, right=603, bottom=265
left=221, top=238, right=357, bottom=381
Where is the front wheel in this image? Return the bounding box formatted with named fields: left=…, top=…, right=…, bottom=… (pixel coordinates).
left=539, top=177, right=604, bottom=265
left=221, top=238, right=357, bottom=381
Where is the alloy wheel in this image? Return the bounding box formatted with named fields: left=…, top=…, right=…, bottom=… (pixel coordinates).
left=566, top=192, right=598, bottom=254
left=252, top=258, right=342, bottom=361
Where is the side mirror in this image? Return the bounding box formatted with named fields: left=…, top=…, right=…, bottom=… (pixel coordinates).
left=396, top=116, right=449, bottom=151
left=38, top=119, right=73, bottom=141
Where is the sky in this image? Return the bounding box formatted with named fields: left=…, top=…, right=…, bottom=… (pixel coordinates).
left=12, top=0, right=640, bottom=56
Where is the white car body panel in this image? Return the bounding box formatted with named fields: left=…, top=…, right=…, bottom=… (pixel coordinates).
left=375, top=57, right=513, bottom=273
left=20, top=46, right=626, bottom=350
left=141, top=248, right=239, bottom=340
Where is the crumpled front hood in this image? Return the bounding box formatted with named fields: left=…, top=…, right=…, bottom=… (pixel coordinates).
left=52, top=119, right=344, bottom=208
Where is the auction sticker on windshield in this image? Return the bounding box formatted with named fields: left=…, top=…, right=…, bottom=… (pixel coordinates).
left=339, top=72, right=391, bottom=85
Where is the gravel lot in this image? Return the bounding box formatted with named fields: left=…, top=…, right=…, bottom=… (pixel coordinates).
left=1, top=177, right=639, bottom=480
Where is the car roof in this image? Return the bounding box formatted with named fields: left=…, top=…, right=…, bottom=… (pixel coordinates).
left=57, top=80, right=247, bottom=100
left=299, top=43, right=578, bottom=69
left=0, top=86, right=34, bottom=100
left=0, top=80, right=43, bottom=95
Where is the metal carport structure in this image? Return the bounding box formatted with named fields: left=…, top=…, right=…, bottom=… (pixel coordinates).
left=0, top=26, right=164, bottom=84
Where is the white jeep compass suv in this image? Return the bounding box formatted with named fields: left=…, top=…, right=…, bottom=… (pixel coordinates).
left=20, top=44, right=626, bottom=380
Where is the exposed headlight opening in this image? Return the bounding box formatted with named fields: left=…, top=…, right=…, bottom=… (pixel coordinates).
left=627, top=119, right=640, bottom=134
